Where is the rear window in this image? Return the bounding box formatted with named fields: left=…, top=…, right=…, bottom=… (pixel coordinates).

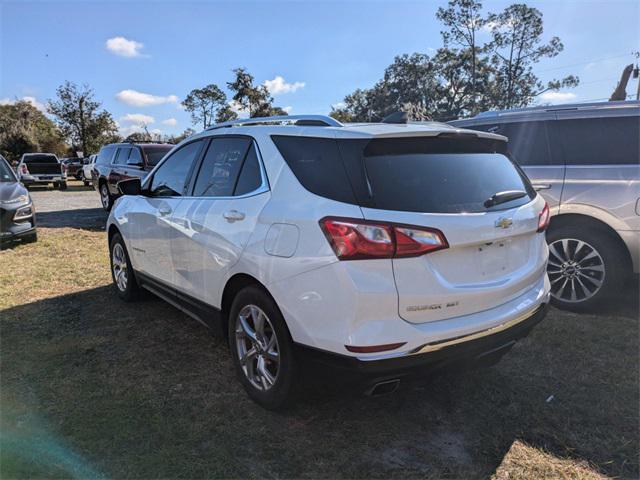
left=272, top=135, right=534, bottom=213
left=23, top=154, right=58, bottom=164
left=142, top=145, right=174, bottom=166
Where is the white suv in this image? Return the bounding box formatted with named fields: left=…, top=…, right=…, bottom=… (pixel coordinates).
left=107, top=115, right=551, bottom=408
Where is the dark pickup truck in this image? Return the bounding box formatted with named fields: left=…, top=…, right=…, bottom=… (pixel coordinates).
left=17, top=153, right=68, bottom=190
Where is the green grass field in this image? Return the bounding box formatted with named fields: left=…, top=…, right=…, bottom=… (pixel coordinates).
left=1, top=226, right=638, bottom=479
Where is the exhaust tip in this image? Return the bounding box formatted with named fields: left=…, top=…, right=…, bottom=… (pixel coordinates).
left=365, top=379, right=401, bottom=397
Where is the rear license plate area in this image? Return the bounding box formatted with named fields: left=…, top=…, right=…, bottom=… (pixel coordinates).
left=476, top=240, right=510, bottom=277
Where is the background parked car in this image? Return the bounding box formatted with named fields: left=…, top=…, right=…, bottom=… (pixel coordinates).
left=60, top=157, right=84, bottom=180
left=17, top=153, right=67, bottom=190
left=0, top=154, right=36, bottom=248
left=94, top=142, right=174, bottom=210
left=81, top=154, right=97, bottom=186
left=450, top=100, right=640, bottom=311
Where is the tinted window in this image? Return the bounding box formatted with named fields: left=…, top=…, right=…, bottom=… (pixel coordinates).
left=552, top=116, right=640, bottom=165
left=271, top=136, right=357, bottom=204
left=150, top=141, right=203, bottom=197
left=0, top=158, right=16, bottom=182
left=128, top=148, right=143, bottom=165
left=113, top=147, right=130, bottom=165
left=193, top=137, right=251, bottom=197
left=23, top=154, right=58, bottom=164
left=142, top=145, right=173, bottom=166
left=234, top=144, right=263, bottom=195
left=497, top=122, right=552, bottom=166
left=272, top=135, right=532, bottom=213
left=97, top=146, right=116, bottom=164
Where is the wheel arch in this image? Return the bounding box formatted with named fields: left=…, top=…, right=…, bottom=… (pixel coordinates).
left=548, top=213, right=633, bottom=273
left=220, top=273, right=285, bottom=343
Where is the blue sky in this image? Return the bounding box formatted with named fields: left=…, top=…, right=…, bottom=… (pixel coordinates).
left=1, top=0, right=638, bottom=136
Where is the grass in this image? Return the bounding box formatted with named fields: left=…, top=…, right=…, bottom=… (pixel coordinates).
left=1, top=226, right=638, bottom=479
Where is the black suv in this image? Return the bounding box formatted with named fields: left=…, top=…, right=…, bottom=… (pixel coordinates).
left=93, top=142, right=174, bottom=210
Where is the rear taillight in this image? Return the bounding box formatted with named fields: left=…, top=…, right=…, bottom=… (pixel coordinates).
left=20, top=164, right=29, bottom=175
left=320, top=217, right=448, bottom=260
left=537, top=202, right=550, bottom=232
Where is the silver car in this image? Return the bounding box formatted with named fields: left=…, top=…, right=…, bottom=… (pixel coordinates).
left=451, top=101, right=639, bottom=311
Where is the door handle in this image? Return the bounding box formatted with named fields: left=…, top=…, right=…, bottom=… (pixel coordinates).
left=532, top=183, right=552, bottom=191
left=158, top=206, right=172, bottom=216
left=223, top=210, right=245, bottom=222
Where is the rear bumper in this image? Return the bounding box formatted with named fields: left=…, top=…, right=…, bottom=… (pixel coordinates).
left=295, top=303, right=548, bottom=385
left=21, top=175, right=65, bottom=184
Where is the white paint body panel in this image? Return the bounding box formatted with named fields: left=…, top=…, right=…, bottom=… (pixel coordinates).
left=108, top=121, right=550, bottom=359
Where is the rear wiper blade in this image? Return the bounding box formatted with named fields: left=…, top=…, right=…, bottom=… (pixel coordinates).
left=484, top=190, right=527, bottom=208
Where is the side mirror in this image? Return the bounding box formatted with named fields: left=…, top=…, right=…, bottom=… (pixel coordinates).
left=118, top=178, right=142, bottom=196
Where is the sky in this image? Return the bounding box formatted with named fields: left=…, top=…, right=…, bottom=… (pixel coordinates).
left=1, top=0, right=639, bottom=137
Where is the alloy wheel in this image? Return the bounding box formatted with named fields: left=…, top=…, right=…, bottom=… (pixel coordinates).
left=112, top=243, right=128, bottom=292
left=547, top=238, right=605, bottom=303
left=235, top=305, right=280, bottom=391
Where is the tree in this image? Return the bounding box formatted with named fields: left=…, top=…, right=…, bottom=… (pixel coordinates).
left=437, top=0, right=486, bottom=112
left=227, top=68, right=287, bottom=118
left=331, top=2, right=579, bottom=121
left=0, top=100, right=67, bottom=163
left=47, top=81, right=119, bottom=155
left=181, top=84, right=227, bottom=129
left=215, top=104, right=238, bottom=123
left=486, top=4, right=579, bottom=109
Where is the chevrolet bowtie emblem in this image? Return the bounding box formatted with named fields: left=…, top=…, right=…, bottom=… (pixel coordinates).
left=495, top=217, right=513, bottom=229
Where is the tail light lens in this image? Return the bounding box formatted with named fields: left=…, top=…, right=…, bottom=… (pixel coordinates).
left=20, top=164, right=29, bottom=175
left=320, top=217, right=448, bottom=260
left=537, top=202, right=550, bottom=232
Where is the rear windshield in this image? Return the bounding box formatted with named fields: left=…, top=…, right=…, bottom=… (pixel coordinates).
left=272, top=135, right=534, bottom=213
left=23, top=154, right=58, bottom=164
left=142, top=145, right=173, bottom=166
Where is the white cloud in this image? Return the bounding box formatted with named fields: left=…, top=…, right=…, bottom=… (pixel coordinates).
left=263, top=76, right=305, bottom=95
left=106, top=36, right=146, bottom=58
left=228, top=100, right=249, bottom=117
left=119, top=124, right=144, bottom=137
left=161, top=118, right=177, bottom=126
left=1, top=95, right=46, bottom=112
left=115, top=89, right=178, bottom=107
left=539, top=91, right=577, bottom=103
left=282, top=106, right=293, bottom=114
left=120, top=113, right=155, bottom=125
left=331, top=102, right=346, bottom=110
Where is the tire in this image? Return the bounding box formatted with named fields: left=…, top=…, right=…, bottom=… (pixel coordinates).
left=59, top=181, right=68, bottom=190
left=84, top=181, right=90, bottom=187
left=546, top=223, right=628, bottom=312
left=100, top=182, right=113, bottom=211
left=228, top=286, right=297, bottom=409
left=109, top=233, right=139, bottom=302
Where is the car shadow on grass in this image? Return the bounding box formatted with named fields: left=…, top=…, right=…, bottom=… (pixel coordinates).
left=1, top=284, right=638, bottom=479
left=36, top=208, right=107, bottom=231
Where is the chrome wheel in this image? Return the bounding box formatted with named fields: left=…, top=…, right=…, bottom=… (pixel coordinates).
left=100, top=184, right=110, bottom=209
left=547, top=238, right=605, bottom=303
left=235, top=305, right=280, bottom=391
left=112, top=243, right=128, bottom=292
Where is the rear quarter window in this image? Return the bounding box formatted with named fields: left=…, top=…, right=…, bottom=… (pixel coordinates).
left=270, top=136, right=357, bottom=204
left=550, top=116, right=640, bottom=165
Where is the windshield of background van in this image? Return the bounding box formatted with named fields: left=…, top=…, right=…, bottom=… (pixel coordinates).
left=272, top=135, right=534, bottom=213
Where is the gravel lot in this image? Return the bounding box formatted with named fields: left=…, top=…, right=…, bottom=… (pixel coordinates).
left=29, top=181, right=107, bottom=230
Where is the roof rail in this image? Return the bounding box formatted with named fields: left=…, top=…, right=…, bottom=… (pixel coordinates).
left=206, top=114, right=343, bottom=130
left=474, top=100, right=640, bottom=118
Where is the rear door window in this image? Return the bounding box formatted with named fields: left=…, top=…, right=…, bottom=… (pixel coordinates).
left=233, top=143, right=263, bottom=196
left=192, top=137, right=251, bottom=197
left=97, top=146, right=116, bottom=164
left=550, top=116, right=640, bottom=165
left=113, top=147, right=130, bottom=165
